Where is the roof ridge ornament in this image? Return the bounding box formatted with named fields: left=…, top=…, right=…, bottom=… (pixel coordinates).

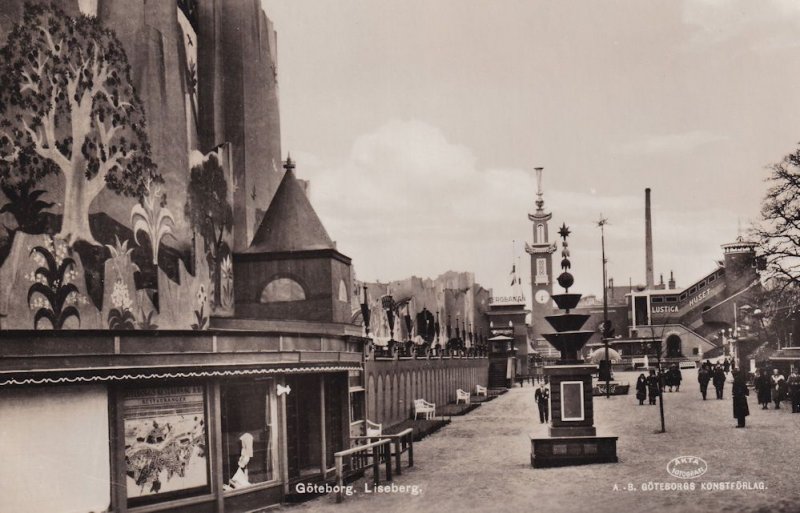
left=535, top=167, right=545, bottom=212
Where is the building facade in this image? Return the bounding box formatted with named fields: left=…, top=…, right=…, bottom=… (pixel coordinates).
left=0, top=3, right=367, bottom=512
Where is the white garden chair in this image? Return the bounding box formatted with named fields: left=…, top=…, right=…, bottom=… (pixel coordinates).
left=414, top=398, right=436, bottom=419
left=365, top=419, right=382, bottom=437
left=476, top=384, right=488, bottom=396
left=456, top=389, right=470, bottom=404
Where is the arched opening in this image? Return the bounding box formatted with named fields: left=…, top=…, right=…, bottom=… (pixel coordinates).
left=666, top=334, right=682, bottom=358
left=260, top=277, right=305, bottom=303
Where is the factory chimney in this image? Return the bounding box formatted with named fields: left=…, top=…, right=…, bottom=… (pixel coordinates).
left=645, top=188, right=654, bottom=289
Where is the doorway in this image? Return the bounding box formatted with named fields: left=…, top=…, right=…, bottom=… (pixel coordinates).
left=284, top=373, right=348, bottom=481
left=285, top=375, right=321, bottom=480
left=666, top=335, right=682, bottom=358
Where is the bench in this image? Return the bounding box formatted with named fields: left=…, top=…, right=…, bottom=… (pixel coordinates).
left=456, top=389, right=470, bottom=404
left=414, top=398, right=435, bottom=419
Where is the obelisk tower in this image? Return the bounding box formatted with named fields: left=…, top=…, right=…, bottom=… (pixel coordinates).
left=526, top=168, right=558, bottom=346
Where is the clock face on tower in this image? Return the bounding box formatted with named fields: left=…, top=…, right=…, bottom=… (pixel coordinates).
left=535, top=289, right=550, bottom=304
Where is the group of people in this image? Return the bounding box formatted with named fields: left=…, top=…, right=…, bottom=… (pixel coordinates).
left=533, top=359, right=800, bottom=429
left=697, top=359, right=754, bottom=428
left=686, top=359, right=799, bottom=428
left=697, top=360, right=729, bottom=400
left=635, top=364, right=684, bottom=405
left=753, top=368, right=800, bottom=412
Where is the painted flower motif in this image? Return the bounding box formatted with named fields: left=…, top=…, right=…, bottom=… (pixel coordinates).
left=196, top=284, right=207, bottom=308
left=111, top=279, right=133, bottom=311
left=29, top=296, right=51, bottom=310
left=220, top=256, right=233, bottom=281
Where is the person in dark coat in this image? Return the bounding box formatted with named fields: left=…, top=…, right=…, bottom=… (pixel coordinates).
left=787, top=369, right=800, bottom=413
left=647, top=369, right=661, bottom=405
left=534, top=386, right=550, bottom=423
left=732, top=369, right=750, bottom=428
left=723, top=358, right=731, bottom=375
left=713, top=365, right=726, bottom=400
left=635, top=373, right=647, bottom=405
left=698, top=365, right=711, bottom=400
left=754, top=369, right=772, bottom=409
left=664, top=367, right=675, bottom=392
left=669, top=364, right=682, bottom=392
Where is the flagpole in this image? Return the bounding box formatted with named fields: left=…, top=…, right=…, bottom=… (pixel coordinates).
left=598, top=215, right=611, bottom=399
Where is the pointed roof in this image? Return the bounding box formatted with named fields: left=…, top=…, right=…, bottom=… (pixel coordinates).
left=244, top=167, right=335, bottom=254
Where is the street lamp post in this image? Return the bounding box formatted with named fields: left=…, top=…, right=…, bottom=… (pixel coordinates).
left=598, top=215, right=612, bottom=398
left=647, top=327, right=666, bottom=433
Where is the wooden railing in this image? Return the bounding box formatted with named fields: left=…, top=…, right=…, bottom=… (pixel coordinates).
left=334, top=428, right=414, bottom=503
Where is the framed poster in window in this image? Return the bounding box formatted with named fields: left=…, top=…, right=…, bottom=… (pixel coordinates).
left=123, top=385, right=209, bottom=505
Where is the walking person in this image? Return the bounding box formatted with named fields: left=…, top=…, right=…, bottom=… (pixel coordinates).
left=723, top=358, right=731, bottom=375
left=771, top=368, right=786, bottom=409
left=636, top=373, right=647, bottom=405
left=534, top=385, right=550, bottom=423
left=665, top=366, right=675, bottom=392
left=732, top=369, right=750, bottom=428
left=713, top=365, right=726, bottom=400
left=647, top=369, right=661, bottom=405
left=669, top=364, right=682, bottom=392
left=788, top=368, right=800, bottom=413
left=754, top=369, right=772, bottom=409
left=698, top=364, right=711, bottom=400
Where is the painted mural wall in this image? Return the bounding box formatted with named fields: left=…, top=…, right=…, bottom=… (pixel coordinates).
left=0, top=1, right=280, bottom=329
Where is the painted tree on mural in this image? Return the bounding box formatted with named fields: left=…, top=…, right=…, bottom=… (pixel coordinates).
left=185, top=154, right=232, bottom=306
left=0, top=3, right=159, bottom=245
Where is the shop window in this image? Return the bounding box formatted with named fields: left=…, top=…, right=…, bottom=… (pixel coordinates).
left=221, top=381, right=277, bottom=491
left=350, top=391, right=365, bottom=423
left=348, top=369, right=363, bottom=389
left=123, top=385, right=209, bottom=506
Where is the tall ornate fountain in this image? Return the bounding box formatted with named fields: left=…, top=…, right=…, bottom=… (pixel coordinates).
left=530, top=224, right=618, bottom=467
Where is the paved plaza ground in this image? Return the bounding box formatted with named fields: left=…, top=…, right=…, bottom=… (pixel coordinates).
left=284, top=369, right=800, bottom=513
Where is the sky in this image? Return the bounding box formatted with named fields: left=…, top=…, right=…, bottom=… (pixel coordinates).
left=260, top=0, right=800, bottom=298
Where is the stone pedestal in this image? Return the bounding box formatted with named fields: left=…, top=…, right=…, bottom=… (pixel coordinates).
left=530, top=364, right=618, bottom=468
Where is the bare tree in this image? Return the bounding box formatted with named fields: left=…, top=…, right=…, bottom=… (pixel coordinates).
left=757, top=146, right=800, bottom=287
